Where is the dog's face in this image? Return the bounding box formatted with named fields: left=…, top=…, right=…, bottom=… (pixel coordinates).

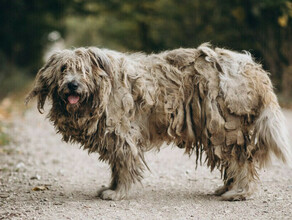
left=26, top=48, right=112, bottom=115
left=55, top=50, right=99, bottom=113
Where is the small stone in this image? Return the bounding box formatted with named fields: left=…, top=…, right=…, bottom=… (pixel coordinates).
left=0, top=193, right=10, bottom=198
left=30, top=174, right=41, bottom=180
left=32, top=185, right=49, bottom=191
left=16, top=162, right=25, bottom=169
left=57, top=170, right=64, bottom=176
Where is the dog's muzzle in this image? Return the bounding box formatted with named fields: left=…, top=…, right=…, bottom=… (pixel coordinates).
left=66, top=81, right=80, bottom=105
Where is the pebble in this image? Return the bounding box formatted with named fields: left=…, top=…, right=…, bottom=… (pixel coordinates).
left=30, top=174, right=41, bottom=180
left=57, top=170, right=64, bottom=176
left=16, top=162, right=25, bottom=169
left=0, top=193, right=10, bottom=198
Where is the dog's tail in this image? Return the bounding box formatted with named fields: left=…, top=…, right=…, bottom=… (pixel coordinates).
left=254, top=91, right=291, bottom=168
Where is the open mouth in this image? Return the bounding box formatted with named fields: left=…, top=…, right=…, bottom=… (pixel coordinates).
left=67, top=94, right=80, bottom=105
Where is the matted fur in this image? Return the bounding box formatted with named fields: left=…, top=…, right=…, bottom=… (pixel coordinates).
left=26, top=43, right=291, bottom=201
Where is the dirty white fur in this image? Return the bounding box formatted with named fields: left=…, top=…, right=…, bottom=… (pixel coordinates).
left=26, top=43, right=291, bottom=201
left=255, top=106, right=292, bottom=167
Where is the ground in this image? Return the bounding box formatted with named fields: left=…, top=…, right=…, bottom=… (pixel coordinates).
left=0, top=104, right=292, bottom=220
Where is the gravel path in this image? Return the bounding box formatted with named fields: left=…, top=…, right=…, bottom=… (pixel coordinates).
left=0, top=106, right=292, bottom=220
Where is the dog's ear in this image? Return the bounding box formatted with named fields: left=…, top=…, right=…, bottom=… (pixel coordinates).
left=87, top=48, right=113, bottom=79
left=25, top=53, right=58, bottom=113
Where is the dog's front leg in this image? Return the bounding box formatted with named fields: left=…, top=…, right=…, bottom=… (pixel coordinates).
left=98, top=147, right=144, bottom=200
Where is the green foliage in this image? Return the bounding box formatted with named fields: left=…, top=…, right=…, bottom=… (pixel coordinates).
left=69, top=0, right=292, bottom=91
left=0, top=0, right=292, bottom=97
left=0, top=53, right=32, bottom=99
left=0, top=123, right=10, bottom=146
left=0, top=0, right=70, bottom=72
left=0, top=132, right=10, bottom=146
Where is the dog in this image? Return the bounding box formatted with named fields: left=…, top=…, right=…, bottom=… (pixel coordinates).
left=26, top=43, right=291, bottom=201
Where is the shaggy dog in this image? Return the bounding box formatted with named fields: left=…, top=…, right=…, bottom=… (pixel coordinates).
left=26, top=44, right=291, bottom=201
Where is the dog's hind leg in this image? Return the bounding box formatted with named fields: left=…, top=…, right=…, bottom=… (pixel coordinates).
left=98, top=147, right=145, bottom=200
left=218, top=159, right=258, bottom=201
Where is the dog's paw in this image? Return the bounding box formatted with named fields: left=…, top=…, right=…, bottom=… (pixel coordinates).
left=98, top=189, right=126, bottom=201
left=220, top=189, right=247, bottom=201
left=214, top=185, right=228, bottom=196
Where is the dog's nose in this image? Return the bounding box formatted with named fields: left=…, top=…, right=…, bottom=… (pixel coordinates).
left=67, top=81, right=79, bottom=91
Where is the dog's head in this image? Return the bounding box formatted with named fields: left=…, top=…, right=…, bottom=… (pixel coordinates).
left=26, top=48, right=112, bottom=115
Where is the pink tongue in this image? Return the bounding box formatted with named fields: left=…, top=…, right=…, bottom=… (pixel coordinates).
left=68, top=95, right=80, bottom=104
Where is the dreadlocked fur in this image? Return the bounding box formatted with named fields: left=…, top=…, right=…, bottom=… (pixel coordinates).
left=26, top=43, right=291, bottom=201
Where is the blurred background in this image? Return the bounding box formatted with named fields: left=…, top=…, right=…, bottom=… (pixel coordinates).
left=1, top=2, right=292, bottom=216
left=0, top=0, right=292, bottom=101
